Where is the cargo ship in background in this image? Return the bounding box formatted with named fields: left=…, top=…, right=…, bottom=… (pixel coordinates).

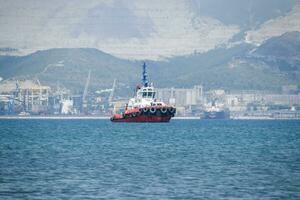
left=203, top=100, right=230, bottom=119
left=110, top=63, right=176, bottom=122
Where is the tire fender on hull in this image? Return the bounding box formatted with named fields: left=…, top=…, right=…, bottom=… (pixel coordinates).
left=143, top=107, right=149, bottom=113
left=168, top=107, right=175, bottom=114
left=150, top=107, right=156, bottom=114
left=161, top=107, right=167, bottom=114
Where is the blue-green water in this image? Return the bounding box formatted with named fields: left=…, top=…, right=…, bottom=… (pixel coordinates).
left=1, top=119, right=300, bottom=199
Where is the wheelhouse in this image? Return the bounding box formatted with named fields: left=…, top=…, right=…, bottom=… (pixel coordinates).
left=137, top=87, right=156, bottom=99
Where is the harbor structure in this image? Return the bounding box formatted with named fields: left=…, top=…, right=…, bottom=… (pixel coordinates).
left=0, top=80, right=50, bottom=114
left=156, top=85, right=203, bottom=106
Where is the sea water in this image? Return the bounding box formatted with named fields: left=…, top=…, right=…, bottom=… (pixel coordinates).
left=1, top=119, right=299, bottom=199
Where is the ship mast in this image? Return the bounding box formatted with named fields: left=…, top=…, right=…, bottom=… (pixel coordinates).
left=142, top=62, right=149, bottom=87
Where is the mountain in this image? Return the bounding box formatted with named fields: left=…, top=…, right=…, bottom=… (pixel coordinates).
left=149, top=40, right=299, bottom=91
left=245, top=4, right=300, bottom=45
left=254, top=31, right=300, bottom=58
left=251, top=31, right=300, bottom=75
left=0, top=48, right=138, bottom=93
left=0, top=32, right=299, bottom=94
left=190, top=0, right=295, bottom=28
left=0, top=0, right=298, bottom=60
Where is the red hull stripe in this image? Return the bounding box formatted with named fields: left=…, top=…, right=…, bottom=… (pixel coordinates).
left=111, top=115, right=172, bottom=123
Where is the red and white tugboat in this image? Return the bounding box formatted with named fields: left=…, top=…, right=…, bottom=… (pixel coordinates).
left=111, top=62, right=176, bottom=122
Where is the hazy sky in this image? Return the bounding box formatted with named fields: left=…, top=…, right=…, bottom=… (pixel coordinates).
left=0, top=0, right=299, bottom=60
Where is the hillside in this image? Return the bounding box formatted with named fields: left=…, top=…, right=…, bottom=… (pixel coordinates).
left=0, top=48, right=138, bottom=93
left=251, top=31, right=300, bottom=75
left=254, top=31, right=300, bottom=58
left=1, top=1, right=297, bottom=60
left=149, top=41, right=298, bottom=91
left=0, top=32, right=299, bottom=94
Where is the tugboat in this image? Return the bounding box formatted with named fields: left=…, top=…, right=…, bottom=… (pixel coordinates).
left=111, top=63, right=176, bottom=122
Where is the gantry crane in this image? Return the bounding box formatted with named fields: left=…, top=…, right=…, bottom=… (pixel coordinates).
left=82, top=70, right=91, bottom=113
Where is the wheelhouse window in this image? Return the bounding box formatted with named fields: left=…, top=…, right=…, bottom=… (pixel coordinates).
left=138, top=87, right=156, bottom=98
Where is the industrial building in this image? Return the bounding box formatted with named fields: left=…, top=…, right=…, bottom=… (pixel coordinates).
left=155, top=85, right=203, bottom=116
left=0, top=80, right=50, bottom=114
left=0, top=78, right=299, bottom=119
left=156, top=85, right=203, bottom=106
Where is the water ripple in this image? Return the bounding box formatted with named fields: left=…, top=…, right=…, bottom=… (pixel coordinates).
left=0, top=119, right=300, bottom=199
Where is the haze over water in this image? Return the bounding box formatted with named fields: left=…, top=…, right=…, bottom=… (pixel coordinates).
left=1, top=119, right=299, bottom=199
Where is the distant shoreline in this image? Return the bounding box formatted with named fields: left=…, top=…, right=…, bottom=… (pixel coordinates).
left=0, top=116, right=110, bottom=120
left=0, top=116, right=299, bottom=120
left=0, top=116, right=198, bottom=120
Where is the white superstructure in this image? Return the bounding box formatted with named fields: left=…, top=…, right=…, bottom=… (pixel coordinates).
left=128, top=85, right=166, bottom=109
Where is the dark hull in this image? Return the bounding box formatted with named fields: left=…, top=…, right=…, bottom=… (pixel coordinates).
left=203, top=111, right=229, bottom=119
left=111, top=114, right=172, bottom=123
left=111, top=107, right=175, bottom=123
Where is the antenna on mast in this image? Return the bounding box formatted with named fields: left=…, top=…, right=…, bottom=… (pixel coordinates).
left=142, top=62, right=148, bottom=87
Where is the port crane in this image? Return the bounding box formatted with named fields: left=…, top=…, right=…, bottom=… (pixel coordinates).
left=82, top=70, right=91, bottom=113
left=108, top=79, right=116, bottom=106
left=7, top=80, right=23, bottom=114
